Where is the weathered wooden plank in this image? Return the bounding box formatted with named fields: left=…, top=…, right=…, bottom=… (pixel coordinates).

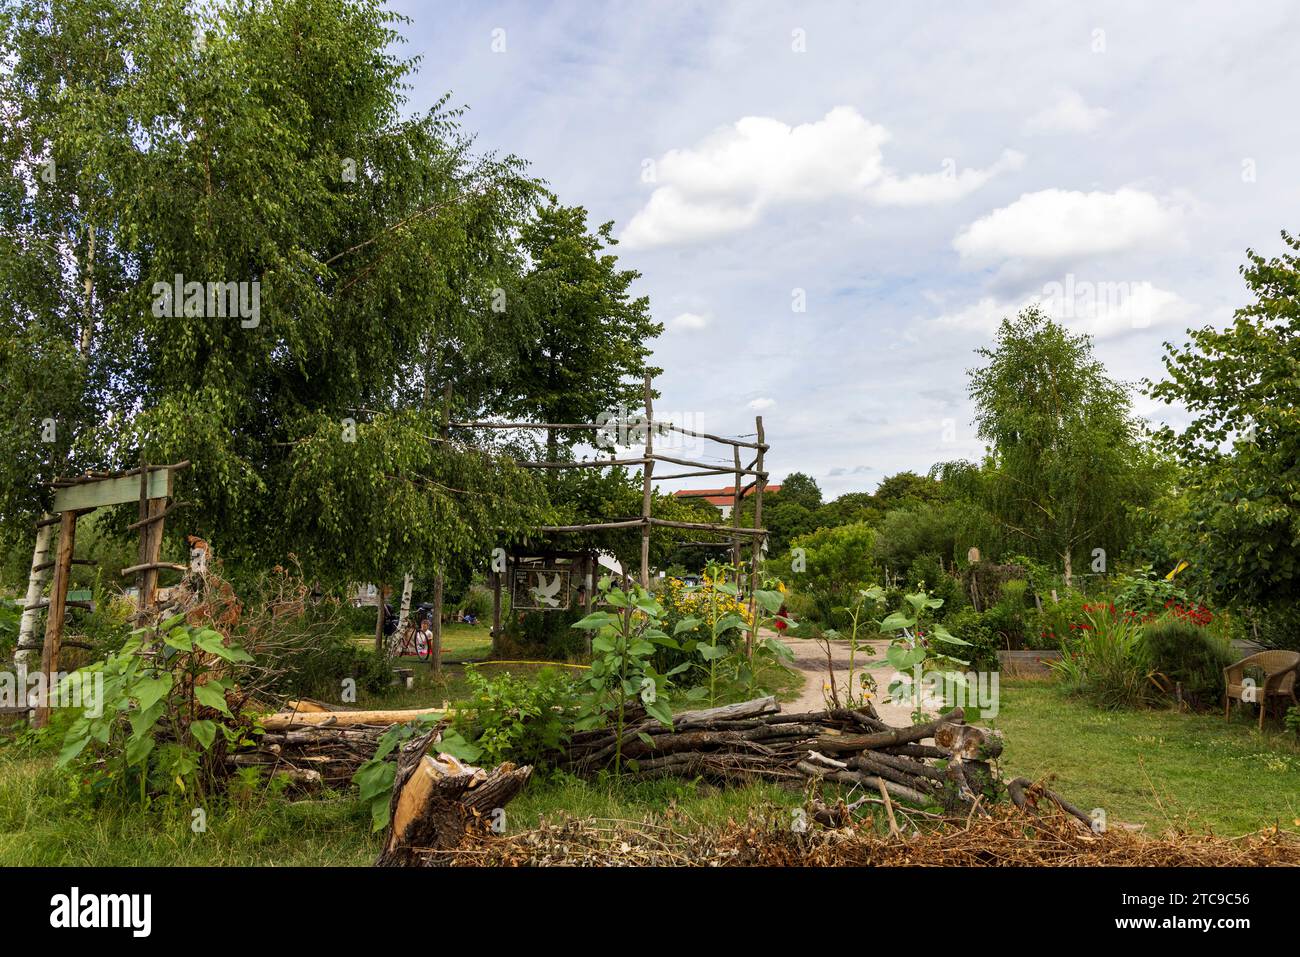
left=52, top=470, right=172, bottom=511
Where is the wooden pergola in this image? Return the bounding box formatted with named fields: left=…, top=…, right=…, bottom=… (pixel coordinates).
left=15, top=461, right=189, bottom=727
left=455, top=374, right=770, bottom=652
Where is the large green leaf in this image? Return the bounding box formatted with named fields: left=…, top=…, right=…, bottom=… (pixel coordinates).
left=133, top=673, right=173, bottom=712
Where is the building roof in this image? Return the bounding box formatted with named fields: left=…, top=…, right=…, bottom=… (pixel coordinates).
left=672, top=485, right=781, bottom=508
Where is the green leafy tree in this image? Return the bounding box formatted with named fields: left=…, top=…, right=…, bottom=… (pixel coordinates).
left=0, top=0, right=568, bottom=589
left=968, top=306, right=1159, bottom=584
left=500, top=202, right=662, bottom=461
left=787, top=522, right=878, bottom=627
left=1149, top=231, right=1300, bottom=647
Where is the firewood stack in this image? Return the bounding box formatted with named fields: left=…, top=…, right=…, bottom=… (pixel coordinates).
left=565, top=696, right=1008, bottom=815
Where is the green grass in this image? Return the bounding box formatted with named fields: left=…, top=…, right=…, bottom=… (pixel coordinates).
left=6, top=676, right=1294, bottom=865
left=0, top=751, right=379, bottom=866
left=990, top=679, right=1300, bottom=835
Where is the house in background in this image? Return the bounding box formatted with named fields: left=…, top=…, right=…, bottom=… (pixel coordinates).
left=672, top=484, right=782, bottom=520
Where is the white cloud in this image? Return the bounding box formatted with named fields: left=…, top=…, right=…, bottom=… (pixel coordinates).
left=668, top=311, right=711, bottom=331
left=748, top=397, right=776, bottom=410
left=622, top=107, right=1021, bottom=248
left=870, top=150, right=1025, bottom=206
left=952, top=188, right=1185, bottom=264
left=1024, top=90, right=1111, bottom=135
left=930, top=281, right=1194, bottom=340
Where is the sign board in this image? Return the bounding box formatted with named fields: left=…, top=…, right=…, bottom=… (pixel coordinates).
left=511, top=566, right=571, bottom=611
left=53, top=470, right=172, bottom=513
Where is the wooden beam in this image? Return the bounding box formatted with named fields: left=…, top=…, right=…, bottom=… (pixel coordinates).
left=517, top=457, right=648, bottom=470
left=34, top=510, right=77, bottom=728
left=747, top=416, right=766, bottom=658
left=51, top=469, right=172, bottom=512
left=640, top=373, right=654, bottom=588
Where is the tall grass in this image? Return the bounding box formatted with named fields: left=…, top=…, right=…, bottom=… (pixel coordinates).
left=1050, top=604, right=1154, bottom=709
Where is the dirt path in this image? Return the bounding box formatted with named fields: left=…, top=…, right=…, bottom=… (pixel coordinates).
left=774, top=628, right=914, bottom=725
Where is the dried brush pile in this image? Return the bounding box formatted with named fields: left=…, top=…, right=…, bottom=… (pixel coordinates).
left=432, top=805, right=1300, bottom=868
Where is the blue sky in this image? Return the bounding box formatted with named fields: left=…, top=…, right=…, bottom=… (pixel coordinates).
left=388, top=0, right=1300, bottom=497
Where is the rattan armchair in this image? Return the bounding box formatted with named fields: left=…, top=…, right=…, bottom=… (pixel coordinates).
left=1223, top=650, right=1300, bottom=730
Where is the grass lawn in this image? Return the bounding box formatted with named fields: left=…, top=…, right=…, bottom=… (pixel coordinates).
left=5, top=673, right=1295, bottom=865
left=991, top=679, right=1300, bottom=836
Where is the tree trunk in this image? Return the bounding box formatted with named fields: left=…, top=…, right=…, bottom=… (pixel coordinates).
left=1062, top=550, right=1073, bottom=588
left=396, top=572, right=414, bottom=634
left=14, top=519, right=55, bottom=669
left=376, top=730, right=532, bottom=866
left=373, top=583, right=387, bottom=656
left=431, top=571, right=444, bottom=676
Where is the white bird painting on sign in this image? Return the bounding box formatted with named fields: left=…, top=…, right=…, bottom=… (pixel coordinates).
left=530, top=572, right=563, bottom=608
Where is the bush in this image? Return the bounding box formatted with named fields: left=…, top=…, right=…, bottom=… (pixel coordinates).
left=1030, top=588, right=1090, bottom=650
left=654, top=573, right=751, bottom=675
left=457, top=583, right=493, bottom=621
left=944, top=608, right=999, bottom=669
left=443, top=664, right=577, bottom=768
left=1051, top=604, right=1153, bottom=709
left=906, top=554, right=967, bottom=616
left=1142, top=616, right=1233, bottom=709
left=1113, top=565, right=1198, bottom=616
left=981, top=579, right=1030, bottom=649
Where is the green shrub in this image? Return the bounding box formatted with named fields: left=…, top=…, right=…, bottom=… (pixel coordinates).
left=981, top=579, right=1031, bottom=649
left=946, top=608, right=993, bottom=670
left=443, top=664, right=577, bottom=768
left=1051, top=604, right=1153, bottom=709
left=1142, top=616, right=1233, bottom=709
left=457, top=583, right=493, bottom=620
left=1113, top=565, right=1197, bottom=617
left=906, top=554, right=968, bottom=616
left=944, top=608, right=999, bottom=669
left=1030, top=588, right=1090, bottom=650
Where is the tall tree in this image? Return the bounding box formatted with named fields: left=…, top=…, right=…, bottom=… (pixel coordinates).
left=501, top=201, right=662, bottom=460
left=0, top=0, right=551, bottom=588
left=968, top=306, right=1157, bottom=584
left=1149, top=231, right=1300, bottom=647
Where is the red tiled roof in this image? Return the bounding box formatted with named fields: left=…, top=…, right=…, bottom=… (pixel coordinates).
left=673, top=485, right=781, bottom=508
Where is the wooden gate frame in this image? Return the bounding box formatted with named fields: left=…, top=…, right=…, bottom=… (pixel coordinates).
left=24, top=461, right=189, bottom=727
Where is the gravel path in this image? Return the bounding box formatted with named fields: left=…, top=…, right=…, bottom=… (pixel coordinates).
left=774, top=628, right=914, bottom=725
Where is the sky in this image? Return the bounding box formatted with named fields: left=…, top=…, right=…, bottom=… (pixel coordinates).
left=388, top=0, right=1300, bottom=498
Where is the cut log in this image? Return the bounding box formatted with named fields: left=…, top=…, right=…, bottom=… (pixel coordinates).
left=376, top=730, right=532, bottom=866
left=260, top=706, right=446, bottom=730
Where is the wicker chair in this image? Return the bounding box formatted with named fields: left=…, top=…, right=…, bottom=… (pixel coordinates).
left=1223, top=650, right=1300, bottom=730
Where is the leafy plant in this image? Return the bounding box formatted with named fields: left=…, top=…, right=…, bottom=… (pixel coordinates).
left=879, top=587, right=972, bottom=723
left=1142, top=615, right=1233, bottom=709
left=1050, top=604, right=1154, bottom=709
left=351, top=715, right=441, bottom=832
left=571, top=577, right=677, bottom=774
left=55, top=614, right=255, bottom=807
left=441, top=664, right=576, bottom=768
left=816, top=587, right=883, bottom=710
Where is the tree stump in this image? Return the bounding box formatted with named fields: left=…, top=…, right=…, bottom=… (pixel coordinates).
left=375, top=729, right=532, bottom=866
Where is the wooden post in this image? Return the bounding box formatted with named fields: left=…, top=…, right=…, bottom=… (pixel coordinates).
left=490, top=570, right=503, bottom=656
left=34, top=510, right=77, bottom=728
left=747, top=416, right=766, bottom=658
left=14, top=517, right=55, bottom=668
left=639, top=373, right=654, bottom=589
left=132, top=463, right=167, bottom=619
left=731, top=446, right=742, bottom=578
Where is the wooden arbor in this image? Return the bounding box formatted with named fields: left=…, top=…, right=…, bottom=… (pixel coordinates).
left=454, top=374, right=770, bottom=652
left=15, top=462, right=189, bottom=727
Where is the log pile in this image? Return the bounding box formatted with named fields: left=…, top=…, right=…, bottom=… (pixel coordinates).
left=565, top=695, right=1014, bottom=816
left=228, top=702, right=449, bottom=788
